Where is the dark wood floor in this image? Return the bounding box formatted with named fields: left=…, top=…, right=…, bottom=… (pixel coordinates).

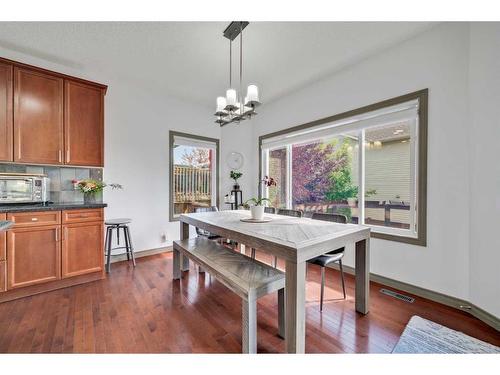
left=0, top=251, right=498, bottom=353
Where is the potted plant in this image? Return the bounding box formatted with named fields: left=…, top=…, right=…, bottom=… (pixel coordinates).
left=230, top=170, right=243, bottom=190
left=72, top=179, right=122, bottom=203
left=244, top=197, right=270, bottom=220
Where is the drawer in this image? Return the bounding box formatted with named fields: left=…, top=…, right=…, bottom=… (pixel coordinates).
left=7, top=211, right=61, bottom=228
left=0, top=213, right=5, bottom=261
left=62, top=208, right=103, bottom=224
left=0, top=261, right=5, bottom=292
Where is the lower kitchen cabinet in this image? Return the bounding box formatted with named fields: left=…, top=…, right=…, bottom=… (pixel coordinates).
left=7, top=224, right=61, bottom=289
left=62, top=221, right=104, bottom=278
left=0, top=261, right=5, bottom=292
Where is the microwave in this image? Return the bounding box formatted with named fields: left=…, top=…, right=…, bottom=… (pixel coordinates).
left=0, top=173, right=50, bottom=204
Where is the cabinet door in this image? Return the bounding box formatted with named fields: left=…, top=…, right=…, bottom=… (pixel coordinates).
left=62, top=221, right=103, bottom=278
left=0, top=62, right=13, bottom=162
left=0, top=213, right=5, bottom=261
left=7, top=225, right=61, bottom=289
left=14, top=67, right=64, bottom=164
left=64, top=80, right=104, bottom=167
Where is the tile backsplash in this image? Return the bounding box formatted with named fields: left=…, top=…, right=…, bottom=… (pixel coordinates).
left=0, top=163, right=103, bottom=203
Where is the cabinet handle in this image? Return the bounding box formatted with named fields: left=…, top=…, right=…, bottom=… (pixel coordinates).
left=58, top=150, right=62, bottom=163
left=66, top=149, right=70, bottom=163
left=31, top=217, right=38, bottom=222
left=55, top=227, right=59, bottom=242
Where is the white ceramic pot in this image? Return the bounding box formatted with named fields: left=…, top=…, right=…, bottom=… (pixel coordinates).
left=250, top=205, right=265, bottom=220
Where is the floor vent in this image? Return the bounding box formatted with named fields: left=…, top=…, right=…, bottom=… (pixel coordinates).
left=380, top=288, right=415, bottom=303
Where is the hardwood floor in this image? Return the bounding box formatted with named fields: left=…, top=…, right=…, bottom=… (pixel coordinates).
left=0, top=251, right=498, bottom=353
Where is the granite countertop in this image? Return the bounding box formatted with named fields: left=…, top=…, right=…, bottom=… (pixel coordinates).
left=0, top=220, right=13, bottom=231
left=0, top=202, right=107, bottom=213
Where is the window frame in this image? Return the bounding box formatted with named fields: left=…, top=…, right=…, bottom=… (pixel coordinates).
left=169, top=130, right=220, bottom=222
left=258, top=89, right=428, bottom=246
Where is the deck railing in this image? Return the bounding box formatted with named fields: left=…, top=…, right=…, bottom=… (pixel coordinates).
left=173, top=165, right=211, bottom=203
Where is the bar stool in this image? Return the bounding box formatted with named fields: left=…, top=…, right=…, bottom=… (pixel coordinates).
left=105, top=218, right=136, bottom=273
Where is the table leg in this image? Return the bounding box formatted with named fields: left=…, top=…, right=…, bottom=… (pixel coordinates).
left=355, top=238, right=370, bottom=314
left=173, top=247, right=181, bottom=280
left=180, top=221, right=190, bottom=271
left=285, top=260, right=306, bottom=353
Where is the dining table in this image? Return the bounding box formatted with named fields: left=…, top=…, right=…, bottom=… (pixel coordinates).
left=177, top=210, right=371, bottom=354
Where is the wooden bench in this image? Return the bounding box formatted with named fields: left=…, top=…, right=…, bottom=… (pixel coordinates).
left=173, top=237, right=285, bottom=353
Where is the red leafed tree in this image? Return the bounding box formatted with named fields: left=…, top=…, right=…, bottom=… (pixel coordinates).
left=181, top=148, right=210, bottom=168
left=292, top=142, right=345, bottom=204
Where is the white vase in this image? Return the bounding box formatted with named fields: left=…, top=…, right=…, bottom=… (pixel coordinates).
left=250, top=205, right=265, bottom=220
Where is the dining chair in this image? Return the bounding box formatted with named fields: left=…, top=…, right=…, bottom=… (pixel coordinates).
left=273, top=208, right=303, bottom=267
left=194, top=206, right=222, bottom=242
left=307, top=212, right=347, bottom=311
left=249, top=206, right=277, bottom=259
left=264, top=206, right=276, bottom=214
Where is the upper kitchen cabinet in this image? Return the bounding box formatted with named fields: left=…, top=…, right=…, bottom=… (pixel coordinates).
left=13, top=67, right=64, bottom=164
left=64, top=80, right=104, bottom=167
left=0, top=62, right=13, bottom=162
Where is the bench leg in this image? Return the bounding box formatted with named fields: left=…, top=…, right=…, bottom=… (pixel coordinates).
left=173, top=248, right=181, bottom=280
left=278, top=288, right=285, bottom=339
left=242, top=298, right=257, bottom=354
left=180, top=222, right=190, bottom=271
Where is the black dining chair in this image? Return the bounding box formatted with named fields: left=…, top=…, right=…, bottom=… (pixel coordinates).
left=273, top=208, right=303, bottom=268
left=264, top=206, right=276, bottom=214
left=194, top=206, right=222, bottom=242
left=307, top=212, right=347, bottom=311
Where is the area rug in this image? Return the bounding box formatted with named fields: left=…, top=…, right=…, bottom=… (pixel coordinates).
left=392, top=315, right=500, bottom=353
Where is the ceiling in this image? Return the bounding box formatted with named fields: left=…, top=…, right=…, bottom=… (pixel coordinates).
left=0, top=22, right=437, bottom=108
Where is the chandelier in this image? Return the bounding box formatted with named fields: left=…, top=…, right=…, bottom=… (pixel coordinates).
left=215, top=21, right=260, bottom=126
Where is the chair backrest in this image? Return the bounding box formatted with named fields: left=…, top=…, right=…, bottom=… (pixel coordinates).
left=277, top=208, right=303, bottom=218
left=311, top=212, right=347, bottom=224
left=194, top=206, right=219, bottom=213
left=264, top=207, right=276, bottom=214
left=194, top=206, right=218, bottom=236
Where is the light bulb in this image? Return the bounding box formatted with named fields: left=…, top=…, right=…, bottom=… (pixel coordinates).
left=226, top=89, right=237, bottom=106
left=246, top=85, right=259, bottom=102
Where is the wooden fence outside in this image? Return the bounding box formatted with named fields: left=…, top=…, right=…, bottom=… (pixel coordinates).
left=173, top=165, right=211, bottom=203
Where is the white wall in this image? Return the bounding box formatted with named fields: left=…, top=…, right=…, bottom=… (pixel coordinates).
left=220, top=124, right=255, bottom=206
left=468, top=23, right=500, bottom=317
left=103, top=79, right=219, bottom=252
left=233, top=23, right=475, bottom=303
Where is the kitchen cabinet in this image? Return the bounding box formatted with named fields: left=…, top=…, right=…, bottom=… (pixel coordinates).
left=7, top=210, right=61, bottom=228
left=0, top=56, right=107, bottom=167
left=1, top=208, right=104, bottom=301
left=0, top=213, right=6, bottom=261
left=7, top=224, right=61, bottom=289
left=0, top=261, right=5, bottom=292
left=0, top=62, right=13, bottom=162
left=64, top=80, right=104, bottom=167
left=62, top=220, right=104, bottom=278
left=13, top=67, right=64, bottom=164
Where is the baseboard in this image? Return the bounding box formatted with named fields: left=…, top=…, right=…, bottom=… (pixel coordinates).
left=327, top=263, right=500, bottom=332
left=110, top=246, right=171, bottom=263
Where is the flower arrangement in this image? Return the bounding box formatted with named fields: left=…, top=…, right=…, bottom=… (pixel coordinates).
left=72, top=179, right=123, bottom=203
left=261, top=175, right=277, bottom=187
left=72, top=179, right=106, bottom=194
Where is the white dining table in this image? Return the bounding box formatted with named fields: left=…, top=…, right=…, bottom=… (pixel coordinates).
left=177, top=210, right=371, bottom=353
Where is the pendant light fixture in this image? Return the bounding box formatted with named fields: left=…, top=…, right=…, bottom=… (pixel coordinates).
left=215, top=21, right=260, bottom=126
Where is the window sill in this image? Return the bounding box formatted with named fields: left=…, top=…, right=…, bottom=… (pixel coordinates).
left=371, top=231, right=426, bottom=246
